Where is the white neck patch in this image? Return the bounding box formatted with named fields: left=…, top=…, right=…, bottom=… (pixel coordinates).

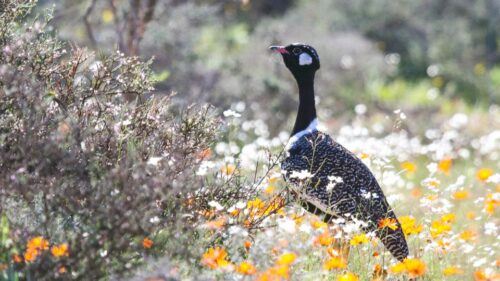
left=299, top=53, right=313, bottom=65
left=286, top=118, right=318, bottom=150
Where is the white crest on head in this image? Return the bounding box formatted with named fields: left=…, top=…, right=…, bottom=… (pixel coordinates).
left=299, top=52, right=313, bottom=65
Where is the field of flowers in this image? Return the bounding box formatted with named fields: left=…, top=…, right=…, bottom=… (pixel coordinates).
left=1, top=1, right=499, bottom=280
left=183, top=108, right=499, bottom=281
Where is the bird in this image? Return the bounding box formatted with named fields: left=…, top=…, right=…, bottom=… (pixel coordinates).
left=269, top=43, right=409, bottom=262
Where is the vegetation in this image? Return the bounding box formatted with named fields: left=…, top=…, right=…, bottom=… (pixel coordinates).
left=1, top=0, right=499, bottom=280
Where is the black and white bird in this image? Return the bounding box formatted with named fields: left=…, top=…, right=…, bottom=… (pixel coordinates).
left=270, top=43, right=409, bottom=262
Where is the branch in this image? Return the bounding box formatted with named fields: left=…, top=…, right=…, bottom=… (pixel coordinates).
left=83, top=0, right=97, bottom=48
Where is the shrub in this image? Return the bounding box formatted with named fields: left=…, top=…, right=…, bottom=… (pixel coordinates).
left=0, top=1, right=238, bottom=280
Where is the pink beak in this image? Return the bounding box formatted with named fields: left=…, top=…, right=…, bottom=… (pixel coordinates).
left=269, top=45, right=289, bottom=54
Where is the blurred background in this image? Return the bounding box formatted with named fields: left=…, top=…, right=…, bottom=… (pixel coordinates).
left=37, top=0, right=499, bottom=135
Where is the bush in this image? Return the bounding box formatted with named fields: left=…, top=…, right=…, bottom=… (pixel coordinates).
left=0, top=1, right=238, bottom=280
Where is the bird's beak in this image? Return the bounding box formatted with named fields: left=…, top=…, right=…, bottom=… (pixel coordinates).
left=269, top=45, right=289, bottom=54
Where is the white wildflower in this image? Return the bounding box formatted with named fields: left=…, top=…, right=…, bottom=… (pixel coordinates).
left=149, top=216, right=160, bottom=224
left=223, top=109, right=241, bottom=118
left=147, top=157, right=162, bottom=166
left=354, top=104, right=367, bottom=115
left=426, top=162, right=438, bottom=174
left=484, top=222, right=497, bottom=236
left=278, top=217, right=296, bottom=233
left=486, top=173, right=500, bottom=184
left=208, top=201, right=224, bottom=211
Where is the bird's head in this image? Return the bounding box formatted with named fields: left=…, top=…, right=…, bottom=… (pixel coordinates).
left=269, top=43, right=320, bottom=78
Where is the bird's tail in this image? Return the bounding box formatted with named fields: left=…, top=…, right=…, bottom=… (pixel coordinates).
left=376, top=223, right=409, bottom=262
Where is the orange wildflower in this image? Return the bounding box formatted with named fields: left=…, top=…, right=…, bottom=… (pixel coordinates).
left=411, top=187, right=423, bottom=198
left=257, top=265, right=290, bottom=281
left=474, top=270, right=487, bottom=281
left=314, top=231, right=335, bottom=247
left=24, top=236, right=50, bottom=263
left=24, top=249, right=38, bottom=263
left=197, top=148, right=212, bottom=160
left=378, top=218, right=399, bottom=230
left=201, top=247, right=231, bottom=269
left=373, top=263, right=386, bottom=279
left=142, top=238, right=154, bottom=249
left=204, top=217, right=227, bottom=229
left=244, top=240, right=252, bottom=251
left=390, top=258, right=426, bottom=278
left=50, top=243, right=69, bottom=257
left=27, top=236, right=49, bottom=251
left=12, top=254, right=22, bottom=263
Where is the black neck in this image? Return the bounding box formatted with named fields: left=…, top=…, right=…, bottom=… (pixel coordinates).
left=292, top=72, right=317, bottom=135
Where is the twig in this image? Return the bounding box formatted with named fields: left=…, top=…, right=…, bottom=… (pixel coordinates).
left=83, top=0, right=97, bottom=48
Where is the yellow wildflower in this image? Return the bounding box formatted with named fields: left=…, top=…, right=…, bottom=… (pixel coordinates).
left=101, top=9, right=114, bottom=24
left=466, top=211, right=476, bottom=220
left=401, top=161, right=417, bottom=174
left=221, top=164, right=236, bottom=175
left=430, top=219, right=452, bottom=238
left=277, top=252, right=296, bottom=266
left=236, top=261, right=256, bottom=275
left=441, top=213, right=456, bottom=223
left=476, top=168, right=493, bottom=182
left=350, top=233, right=369, bottom=246
left=399, top=216, right=423, bottom=236
left=311, top=219, right=328, bottom=229
left=323, top=256, right=347, bottom=270
left=438, top=158, right=453, bottom=174
left=443, top=266, right=463, bottom=276
left=337, top=272, right=359, bottom=281
left=459, top=229, right=477, bottom=242
left=484, top=193, right=499, bottom=215
left=452, top=190, right=470, bottom=200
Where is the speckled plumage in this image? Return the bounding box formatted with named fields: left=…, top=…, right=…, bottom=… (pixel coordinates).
left=282, top=130, right=409, bottom=261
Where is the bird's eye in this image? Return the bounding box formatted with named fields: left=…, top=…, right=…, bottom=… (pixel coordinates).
left=292, top=48, right=301, bottom=55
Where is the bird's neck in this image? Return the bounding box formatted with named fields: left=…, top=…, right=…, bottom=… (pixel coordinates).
left=292, top=72, right=317, bottom=136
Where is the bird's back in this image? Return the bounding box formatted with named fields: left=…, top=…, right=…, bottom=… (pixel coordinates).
left=282, top=130, right=409, bottom=261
